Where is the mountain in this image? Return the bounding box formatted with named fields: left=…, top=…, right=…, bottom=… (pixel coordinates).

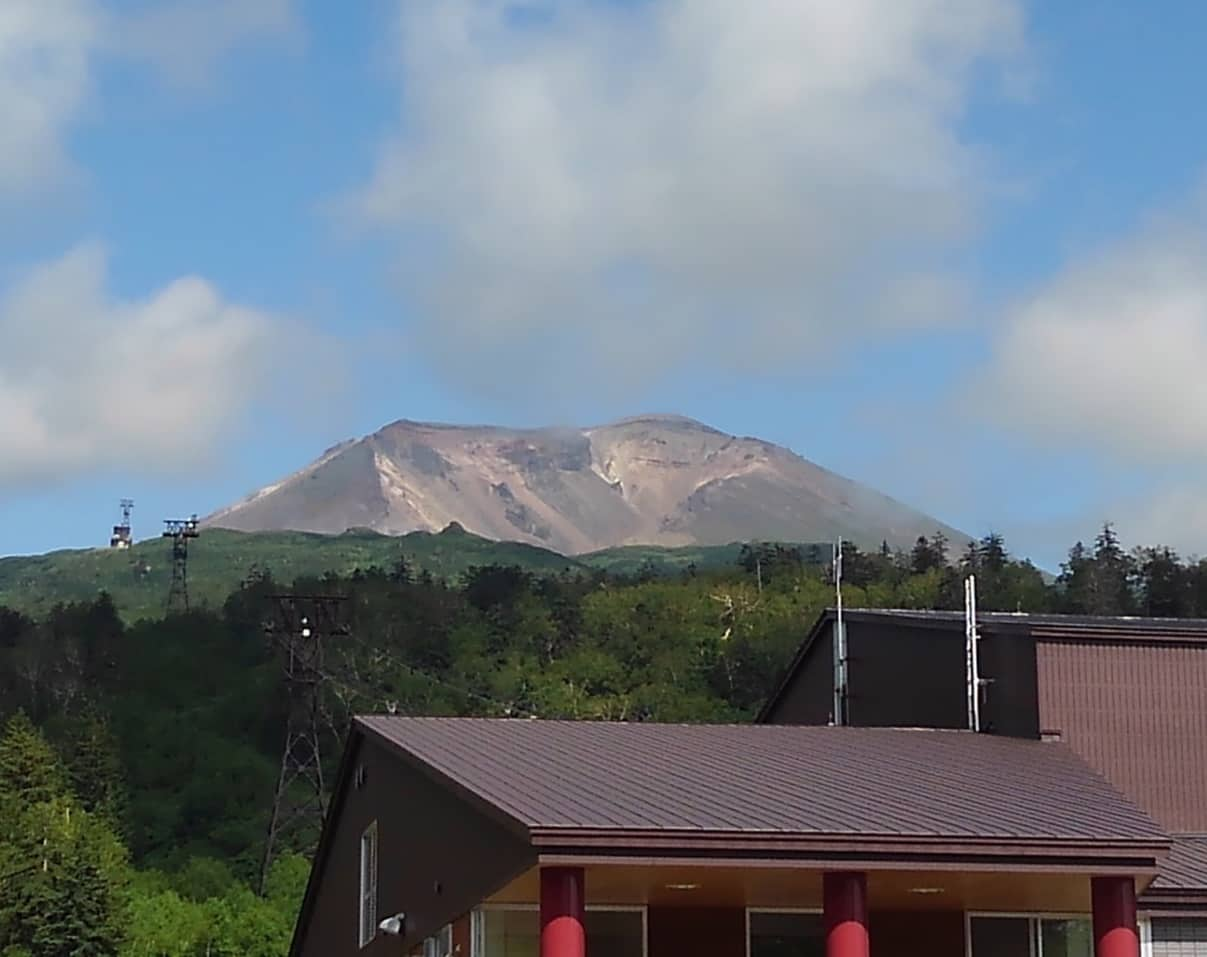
left=206, top=415, right=965, bottom=554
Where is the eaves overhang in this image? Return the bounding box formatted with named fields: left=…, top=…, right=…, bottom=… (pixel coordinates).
left=529, top=827, right=1169, bottom=878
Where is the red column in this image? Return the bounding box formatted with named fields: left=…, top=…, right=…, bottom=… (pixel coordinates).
left=540, top=867, right=585, bottom=957
left=823, top=871, right=870, bottom=957
left=1092, top=876, right=1139, bottom=957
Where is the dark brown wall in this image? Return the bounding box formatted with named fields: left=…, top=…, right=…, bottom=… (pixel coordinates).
left=647, top=906, right=746, bottom=957
left=763, top=619, right=1040, bottom=739
left=978, top=631, right=1040, bottom=738
left=1037, top=639, right=1207, bottom=831
left=762, top=624, right=834, bottom=724
left=847, top=623, right=968, bottom=729
left=870, top=910, right=965, bottom=957
left=297, top=734, right=535, bottom=957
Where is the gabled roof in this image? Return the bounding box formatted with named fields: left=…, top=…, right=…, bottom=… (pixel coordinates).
left=359, top=716, right=1165, bottom=858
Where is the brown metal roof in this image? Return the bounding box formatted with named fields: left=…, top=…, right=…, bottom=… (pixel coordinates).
left=356, top=717, right=1164, bottom=847
left=1151, top=836, right=1207, bottom=891
left=834, top=609, right=1207, bottom=643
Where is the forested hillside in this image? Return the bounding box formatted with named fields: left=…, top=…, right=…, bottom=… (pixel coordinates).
left=2, top=523, right=1205, bottom=954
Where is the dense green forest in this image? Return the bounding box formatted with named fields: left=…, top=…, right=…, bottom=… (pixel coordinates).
left=3, top=523, right=1206, bottom=954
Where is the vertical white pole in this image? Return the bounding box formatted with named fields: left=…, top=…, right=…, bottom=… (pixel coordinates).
left=833, top=538, right=846, bottom=725
left=965, top=575, right=981, bottom=732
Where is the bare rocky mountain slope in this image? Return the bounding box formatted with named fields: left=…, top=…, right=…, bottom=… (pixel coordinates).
left=206, top=415, right=964, bottom=554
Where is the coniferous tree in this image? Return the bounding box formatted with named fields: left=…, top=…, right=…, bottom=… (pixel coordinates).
left=0, top=717, right=128, bottom=957
left=930, top=531, right=951, bottom=567
left=1134, top=546, right=1188, bottom=617
left=1057, top=541, right=1092, bottom=612
left=960, top=539, right=981, bottom=575
left=979, top=533, right=1008, bottom=573
left=0, top=712, right=67, bottom=814
left=910, top=536, right=945, bottom=575
left=58, top=712, right=128, bottom=828
left=1089, top=523, right=1134, bottom=615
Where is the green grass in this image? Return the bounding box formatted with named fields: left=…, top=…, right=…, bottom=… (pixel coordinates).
left=0, top=525, right=584, bottom=621
left=0, top=524, right=830, bottom=620
left=579, top=542, right=749, bottom=575
left=579, top=540, right=832, bottom=576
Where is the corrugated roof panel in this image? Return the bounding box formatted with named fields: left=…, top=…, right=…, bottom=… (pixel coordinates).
left=357, top=717, right=1164, bottom=844
left=1151, top=836, right=1207, bottom=891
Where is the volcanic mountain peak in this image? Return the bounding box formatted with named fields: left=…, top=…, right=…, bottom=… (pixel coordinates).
left=206, top=416, right=963, bottom=555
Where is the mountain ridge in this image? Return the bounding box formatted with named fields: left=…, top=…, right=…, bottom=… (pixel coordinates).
left=206, top=415, right=965, bottom=554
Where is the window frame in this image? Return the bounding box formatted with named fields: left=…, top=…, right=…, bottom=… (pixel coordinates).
left=965, top=910, right=1094, bottom=957
left=424, top=924, right=453, bottom=957
left=745, top=906, right=825, bottom=957
left=471, top=902, right=648, bottom=957
left=359, top=821, right=378, bottom=948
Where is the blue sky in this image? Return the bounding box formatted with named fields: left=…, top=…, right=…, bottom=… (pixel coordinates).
left=3, top=0, right=1207, bottom=566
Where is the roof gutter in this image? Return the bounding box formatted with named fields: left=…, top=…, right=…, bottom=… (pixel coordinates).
left=530, top=828, right=1170, bottom=876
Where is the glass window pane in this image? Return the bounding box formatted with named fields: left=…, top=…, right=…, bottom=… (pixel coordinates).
left=482, top=910, right=539, bottom=957
left=750, top=911, right=824, bottom=957
left=585, top=910, right=644, bottom=957
left=1040, top=919, right=1091, bottom=957
left=970, top=916, right=1032, bottom=957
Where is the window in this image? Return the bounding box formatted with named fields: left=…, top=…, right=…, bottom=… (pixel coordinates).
left=359, top=822, right=378, bottom=948
left=425, top=925, right=453, bottom=957
left=749, top=910, right=824, bottom=957
left=1151, top=918, right=1207, bottom=957
left=968, top=915, right=1092, bottom=957
left=472, top=906, right=645, bottom=957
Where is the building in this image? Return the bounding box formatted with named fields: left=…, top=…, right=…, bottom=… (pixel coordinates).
left=759, top=609, right=1207, bottom=953
left=289, top=610, right=1207, bottom=957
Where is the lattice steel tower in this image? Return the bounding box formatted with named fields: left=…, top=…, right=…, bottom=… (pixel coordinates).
left=260, top=594, right=349, bottom=893
left=162, top=516, right=200, bottom=613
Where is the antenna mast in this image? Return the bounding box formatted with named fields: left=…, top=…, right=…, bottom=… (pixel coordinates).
left=261, top=594, right=349, bottom=893
left=965, top=575, right=982, bottom=732
left=832, top=537, right=847, bottom=726
left=109, top=499, right=134, bottom=549
left=162, top=516, right=200, bottom=613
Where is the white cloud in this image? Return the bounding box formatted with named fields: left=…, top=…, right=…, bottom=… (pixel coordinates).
left=0, top=0, right=98, bottom=196
left=982, top=196, right=1207, bottom=465
left=976, top=180, right=1207, bottom=552
left=0, top=244, right=280, bottom=487
left=0, top=0, right=296, bottom=198
left=1115, top=486, right=1207, bottom=557
left=348, top=0, right=1023, bottom=391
